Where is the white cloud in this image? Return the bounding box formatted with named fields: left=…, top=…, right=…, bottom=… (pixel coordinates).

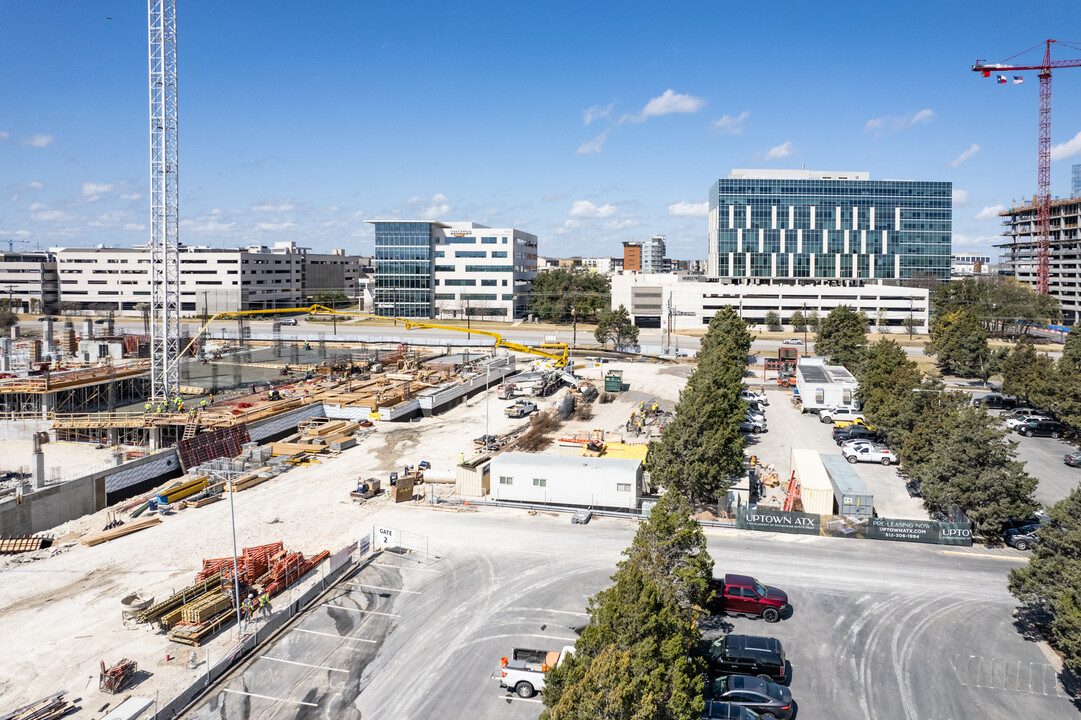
left=431, top=193, right=448, bottom=203
left=765, top=141, right=793, bottom=159
left=975, top=204, right=1006, bottom=220
left=180, top=218, right=236, bottom=234
left=952, top=232, right=1001, bottom=252
left=89, top=210, right=134, bottom=227
left=81, top=182, right=114, bottom=201
left=668, top=201, right=709, bottom=217
left=569, top=200, right=617, bottom=219
left=604, top=219, right=639, bottom=230
left=713, top=111, right=750, bottom=135
left=32, top=210, right=70, bottom=222
left=28, top=202, right=48, bottom=211
left=403, top=193, right=449, bottom=219
left=950, top=144, right=981, bottom=168
left=577, top=130, right=609, bottom=155
left=864, top=109, right=936, bottom=134
left=1051, top=130, right=1081, bottom=162
left=255, top=222, right=297, bottom=231
left=911, top=108, right=935, bottom=124
left=952, top=189, right=970, bottom=206
left=0, top=131, right=9, bottom=140
left=251, top=202, right=295, bottom=212
left=623, top=89, right=705, bottom=123
left=24, top=181, right=44, bottom=190
left=123, top=223, right=146, bottom=231
left=120, top=193, right=142, bottom=200
left=583, top=102, right=614, bottom=126
left=22, top=134, right=54, bottom=147
left=422, top=204, right=449, bottom=219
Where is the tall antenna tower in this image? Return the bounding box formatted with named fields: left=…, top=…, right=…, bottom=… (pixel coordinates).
left=148, top=0, right=180, bottom=401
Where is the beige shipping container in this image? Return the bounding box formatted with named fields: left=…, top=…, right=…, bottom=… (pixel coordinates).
left=791, top=448, right=834, bottom=516
left=455, top=460, right=491, bottom=497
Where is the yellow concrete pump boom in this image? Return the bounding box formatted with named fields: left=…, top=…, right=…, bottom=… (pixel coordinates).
left=170, top=305, right=569, bottom=374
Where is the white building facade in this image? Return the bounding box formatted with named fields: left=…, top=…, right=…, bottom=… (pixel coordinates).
left=0, top=251, right=59, bottom=313
left=610, top=272, right=930, bottom=333
left=641, top=235, right=667, bottom=273
left=432, top=222, right=538, bottom=320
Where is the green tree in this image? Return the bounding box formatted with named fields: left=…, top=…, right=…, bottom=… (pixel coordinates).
left=314, top=290, right=349, bottom=308
left=1063, top=326, right=1081, bottom=373
left=542, top=491, right=711, bottom=720
left=933, top=276, right=1061, bottom=335
left=806, top=311, right=822, bottom=334
left=813, top=306, right=867, bottom=369
left=0, top=310, right=16, bottom=331
left=902, top=314, right=920, bottom=339
left=1001, top=338, right=1058, bottom=409
left=527, top=268, right=610, bottom=321
left=764, top=310, right=781, bottom=331
left=1009, top=486, right=1081, bottom=673
left=594, top=305, right=640, bottom=350
left=787, top=309, right=806, bottom=331
left=1055, top=331, right=1081, bottom=429
left=856, top=339, right=913, bottom=409
left=906, top=405, right=1038, bottom=537
left=928, top=309, right=991, bottom=377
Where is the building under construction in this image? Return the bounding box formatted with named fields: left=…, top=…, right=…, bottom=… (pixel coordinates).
left=998, top=196, right=1081, bottom=323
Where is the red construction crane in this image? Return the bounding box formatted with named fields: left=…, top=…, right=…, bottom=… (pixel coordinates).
left=973, top=40, right=1081, bottom=295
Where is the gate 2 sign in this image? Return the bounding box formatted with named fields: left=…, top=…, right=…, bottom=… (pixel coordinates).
left=375, top=525, right=398, bottom=548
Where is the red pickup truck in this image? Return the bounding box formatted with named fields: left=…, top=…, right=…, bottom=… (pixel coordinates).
left=709, top=573, right=789, bottom=623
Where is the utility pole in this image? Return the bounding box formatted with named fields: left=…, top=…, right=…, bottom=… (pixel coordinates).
left=802, top=303, right=808, bottom=346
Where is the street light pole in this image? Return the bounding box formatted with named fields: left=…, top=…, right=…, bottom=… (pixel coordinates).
left=227, top=479, right=244, bottom=631
left=803, top=302, right=808, bottom=346
left=485, top=365, right=491, bottom=442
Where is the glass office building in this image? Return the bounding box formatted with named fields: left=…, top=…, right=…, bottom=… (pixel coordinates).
left=371, top=221, right=446, bottom=318
left=708, top=170, right=951, bottom=283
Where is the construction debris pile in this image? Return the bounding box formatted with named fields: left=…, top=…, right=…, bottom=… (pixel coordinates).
left=0, top=534, right=52, bottom=554
left=134, top=540, right=329, bottom=647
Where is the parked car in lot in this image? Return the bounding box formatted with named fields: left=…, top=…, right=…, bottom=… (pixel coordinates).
left=819, top=407, right=863, bottom=424
left=1016, top=419, right=1068, bottom=438
left=504, top=400, right=537, bottom=418
left=708, top=574, right=789, bottom=623
left=781, top=338, right=804, bottom=345
left=279, top=317, right=298, bottom=325
left=841, top=438, right=879, bottom=452
left=1065, top=450, right=1081, bottom=467
left=701, top=702, right=762, bottom=720
left=974, top=393, right=1018, bottom=410
left=704, top=675, right=795, bottom=720
left=842, top=443, right=898, bottom=466
left=834, top=417, right=877, bottom=431
left=1004, top=524, right=1041, bottom=551
left=741, top=388, right=768, bottom=405
left=704, top=635, right=787, bottom=684
left=1004, top=412, right=1051, bottom=430
left=833, top=425, right=878, bottom=445
left=746, top=409, right=766, bottom=424
left=739, top=419, right=767, bottom=434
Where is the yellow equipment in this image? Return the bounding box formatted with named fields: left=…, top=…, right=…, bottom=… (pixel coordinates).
left=172, top=305, right=569, bottom=373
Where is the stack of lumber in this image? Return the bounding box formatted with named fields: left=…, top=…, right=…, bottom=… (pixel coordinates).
left=269, top=441, right=329, bottom=456
left=180, top=592, right=231, bottom=622
left=80, top=517, right=161, bottom=547
left=196, top=541, right=284, bottom=581
left=155, top=475, right=209, bottom=504
left=230, top=467, right=274, bottom=492
left=1, top=692, right=77, bottom=720
left=263, top=549, right=330, bottom=596
left=139, top=573, right=223, bottom=625
left=0, top=535, right=51, bottom=554
left=167, top=609, right=235, bottom=647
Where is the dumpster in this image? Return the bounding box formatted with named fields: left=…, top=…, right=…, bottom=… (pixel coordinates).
left=604, top=370, right=624, bottom=393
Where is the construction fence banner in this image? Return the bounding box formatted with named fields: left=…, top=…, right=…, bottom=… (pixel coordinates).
left=735, top=508, right=972, bottom=547
left=357, top=532, right=371, bottom=557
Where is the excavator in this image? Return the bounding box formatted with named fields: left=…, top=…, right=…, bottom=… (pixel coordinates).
left=170, top=305, right=570, bottom=375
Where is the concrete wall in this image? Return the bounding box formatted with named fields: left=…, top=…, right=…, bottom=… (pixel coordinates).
left=0, top=448, right=180, bottom=535
left=247, top=402, right=328, bottom=442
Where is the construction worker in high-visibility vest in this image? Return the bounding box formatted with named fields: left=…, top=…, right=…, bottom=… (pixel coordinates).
left=144, top=402, right=152, bottom=414
left=200, top=399, right=207, bottom=410
left=156, top=404, right=164, bottom=414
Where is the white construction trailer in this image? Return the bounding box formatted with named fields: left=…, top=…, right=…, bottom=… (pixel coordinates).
left=489, top=452, right=645, bottom=511
left=795, top=358, right=859, bottom=414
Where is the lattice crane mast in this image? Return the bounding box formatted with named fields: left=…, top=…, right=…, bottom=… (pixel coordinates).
left=973, top=40, right=1081, bottom=295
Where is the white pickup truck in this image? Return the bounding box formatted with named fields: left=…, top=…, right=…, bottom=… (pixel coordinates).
left=498, top=646, right=575, bottom=698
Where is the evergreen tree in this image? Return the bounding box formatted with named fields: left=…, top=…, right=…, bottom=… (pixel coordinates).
left=1009, top=486, right=1081, bottom=673
left=856, top=338, right=913, bottom=409
left=927, top=309, right=991, bottom=377
left=814, top=306, right=868, bottom=369
left=594, top=305, right=640, bottom=349
left=787, top=309, right=806, bottom=331
left=764, top=310, right=781, bottom=331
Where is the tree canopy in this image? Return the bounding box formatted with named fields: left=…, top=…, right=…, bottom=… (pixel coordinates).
left=932, top=276, right=1061, bottom=335
left=527, top=268, right=611, bottom=321
left=813, top=306, right=867, bottom=369
left=542, top=491, right=712, bottom=720
left=595, top=305, right=639, bottom=350
left=927, top=309, right=992, bottom=378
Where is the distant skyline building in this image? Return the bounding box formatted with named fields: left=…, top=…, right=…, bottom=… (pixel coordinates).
left=707, top=169, right=952, bottom=284
left=369, top=220, right=537, bottom=320
left=1073, top=163, right=1081, bottom=197
left=998, top=197, right=1081, bottom=323
left=621, top=236, right=667, bottom=273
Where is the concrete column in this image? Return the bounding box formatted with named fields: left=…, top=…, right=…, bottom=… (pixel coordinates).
left=10, top=324, right=19, bottom=339
left=32, top=432, right=46, bottom=489
left=82, top=319, right=94, bottom=339
left=149, top=426, right=161, bottom=451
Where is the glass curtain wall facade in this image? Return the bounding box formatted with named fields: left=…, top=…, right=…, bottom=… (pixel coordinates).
left=372, top=221, right=439, bottom=318
left=708, top=175, right=951, bottom=283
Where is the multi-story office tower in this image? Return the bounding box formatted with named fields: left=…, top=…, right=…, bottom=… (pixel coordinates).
left=999, top=197, right=1081, bottom=323
left=708, top=169, right=952, bottom=283
left=0, top=251, right=59, bottom=313
left=370, top=221, right=538, bottom=320
left=641, top=235, right=666, bottom=273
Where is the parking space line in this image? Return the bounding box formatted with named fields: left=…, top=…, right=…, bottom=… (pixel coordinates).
left=496, top=695, right=543, bottom=704
left=291, top=628, right=377, bottom=643
left=344, top=583, right=421, bottom=595
left=511, top=607, right=588, bottom=617
left=939, top=551, right=1028, bottom=562
left=371, top=563, right=442, bottom=574
left=222, top=689, right=317, bottom=707
left=322, top=603, right=400, bottom=617
left=261, top=656, right=349, bottom=673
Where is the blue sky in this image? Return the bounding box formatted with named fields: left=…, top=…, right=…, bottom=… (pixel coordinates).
left=3, top=2, right=1081, bottom=261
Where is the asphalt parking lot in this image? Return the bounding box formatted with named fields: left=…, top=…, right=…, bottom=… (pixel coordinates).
left=180, top=505, right=1078, bottom=720
left=743, top=383, right=926, bottom=520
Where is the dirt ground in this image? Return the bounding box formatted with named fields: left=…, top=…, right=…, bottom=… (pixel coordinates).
left=0, top=359, right=689, bottom=717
